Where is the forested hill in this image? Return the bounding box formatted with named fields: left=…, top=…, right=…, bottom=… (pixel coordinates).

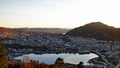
left=66, top=22, right=120, bottom=41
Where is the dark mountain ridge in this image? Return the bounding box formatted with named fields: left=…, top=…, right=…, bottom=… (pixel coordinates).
left=66, top=22, right=120, bottom=41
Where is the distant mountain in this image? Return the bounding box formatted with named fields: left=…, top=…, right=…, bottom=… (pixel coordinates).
left=13, top=28, right=70, bottom=34
left=0, top=27, right=15, bottom=37
left=66, top=22, right=120, bottom=41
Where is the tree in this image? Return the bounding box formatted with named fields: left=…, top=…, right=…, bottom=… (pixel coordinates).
left=78, top=62, right=84, bottom=68
left=53, top=58, right=66, bottom=68
left=0, top=42, right=8, bottom=68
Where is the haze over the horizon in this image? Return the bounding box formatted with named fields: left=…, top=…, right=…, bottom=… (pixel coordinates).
left=0, top=0, right=120, bottom=28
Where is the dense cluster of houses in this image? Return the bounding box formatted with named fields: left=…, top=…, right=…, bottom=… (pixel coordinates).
left=1, top=31, right=120, bottom=68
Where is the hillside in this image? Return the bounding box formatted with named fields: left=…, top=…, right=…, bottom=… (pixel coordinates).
left=66, top=22, right=120, bottom=41
left=0, top=27, right=15, bottom=37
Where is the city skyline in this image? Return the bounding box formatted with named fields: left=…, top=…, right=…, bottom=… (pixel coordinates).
left=1, top=0, right=120, bottom=28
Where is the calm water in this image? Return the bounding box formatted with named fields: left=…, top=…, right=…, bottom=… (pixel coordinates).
left=14, top=53, right=98, bottom=65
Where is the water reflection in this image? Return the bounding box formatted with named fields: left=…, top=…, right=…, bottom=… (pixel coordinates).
left=14, top=53, right=98, bottom=65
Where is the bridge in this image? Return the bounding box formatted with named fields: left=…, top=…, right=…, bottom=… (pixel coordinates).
left=90, top=50, right=112, bottom=68
left=78, top=49, right=120, bottom=68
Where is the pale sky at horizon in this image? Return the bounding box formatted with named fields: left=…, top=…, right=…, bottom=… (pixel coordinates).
left=0, top=0, right=120, bottom=28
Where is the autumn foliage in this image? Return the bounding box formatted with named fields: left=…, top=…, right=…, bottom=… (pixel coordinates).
left=0, top=43, right=8, bottom=68
left=8, top=57, right=84, bottom=68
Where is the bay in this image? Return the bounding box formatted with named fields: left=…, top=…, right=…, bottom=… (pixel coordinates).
left=14, top=53, right=98, bottom=65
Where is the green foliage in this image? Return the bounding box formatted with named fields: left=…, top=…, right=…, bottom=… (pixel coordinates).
left=0, top=43, right=8, bottom=68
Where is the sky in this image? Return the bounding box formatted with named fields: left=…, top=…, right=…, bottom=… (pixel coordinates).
left=0, top=0, right=120, bottom=28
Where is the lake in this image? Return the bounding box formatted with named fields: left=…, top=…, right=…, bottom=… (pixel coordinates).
left=14, top=53, right=98, bottom=65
